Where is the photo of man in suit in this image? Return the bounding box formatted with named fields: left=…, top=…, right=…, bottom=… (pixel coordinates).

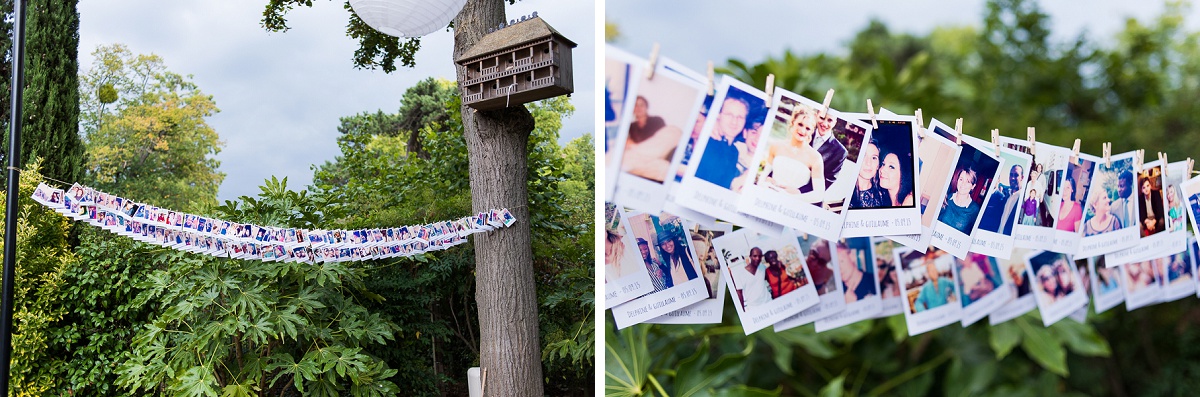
left=812, top=110, right=848, bottom=190
left=979, top=164, right=1025, bottom=235
left=1138, top=171, right=1165, bottom=237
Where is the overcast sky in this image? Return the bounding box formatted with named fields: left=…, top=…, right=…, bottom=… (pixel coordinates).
left=607, top=1, right=1195, bottom=85
left=78, top=0, right=595, bottom=202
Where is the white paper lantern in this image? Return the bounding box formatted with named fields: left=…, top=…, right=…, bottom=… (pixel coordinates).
left=348, top=0, right=468, bottom=38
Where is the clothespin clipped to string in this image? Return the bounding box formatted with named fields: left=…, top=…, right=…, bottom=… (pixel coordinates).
left=991, top=129, right=1001, bottom=157
left=915, top=109, right=926, bottom=138
left=764, top=74, right=775, bottom=106
left=1103, top=142, right=1112, bottom=167
left=692, top=222, right=701, bottom=234
left=822, top=89, right=835, bottom=119
left=1069, top=139, right=1081, bottom=166
left=866, top=99, right=878, bottom=129
left=645, top=43, right=660, bottom=80
left=1134, top=149, right=1145, bottom=172
left=953, top=118, right=964, bottom=145
left=1027, top=127, right=1036, bottom=157
left=1159, top=152, right=1169, bottom=178
left=705, top=61, right=715, bottom=96
left=1187, top=157, right=1195, bottom=176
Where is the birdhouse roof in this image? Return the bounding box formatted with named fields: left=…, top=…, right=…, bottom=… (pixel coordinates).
left=456, top=17, right=577, bottom=63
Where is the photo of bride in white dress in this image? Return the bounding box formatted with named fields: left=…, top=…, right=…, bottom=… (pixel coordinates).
left=759, top=108, right=825, bottom=202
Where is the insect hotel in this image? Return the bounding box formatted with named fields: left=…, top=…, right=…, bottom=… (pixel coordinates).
left=456, top=15, right=576, bottom=110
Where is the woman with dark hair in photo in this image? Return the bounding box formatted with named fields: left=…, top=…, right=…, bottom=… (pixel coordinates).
left=850, top=139, right=884, bottom=208
left=1052, top=258, right=1074, bottom=298
left=879, top=150, right=914, bottom=206
left=1036, top=265, right=1061, bottom=304
left=1057, top=172, right=1083, bottom=232
left=939, top=167, right=982, bottom=233
left=878, top=258, right=900, bottom=299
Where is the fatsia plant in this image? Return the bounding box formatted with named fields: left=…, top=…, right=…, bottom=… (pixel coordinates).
left=117, top=177, right=400, bottom=396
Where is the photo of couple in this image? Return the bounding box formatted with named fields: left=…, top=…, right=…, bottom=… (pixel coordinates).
left=978, top=159, right=1029, bottom=235
left=727, top=235, right=812, bottom=310
left=626, top=212, right=699, bottom=293
left=1054, top=157, right=1095, bottom=233
left=603, top=203, right=649, bottom=284
left=849, top=118, right=916, bottom=210
left=693, top=84, right=768, bottom=192
left=1028, top=251, right=1078, bottom=306
left=1082, top=158, right=1135, bottom=237
left=750, top=96, right=867, bottom=208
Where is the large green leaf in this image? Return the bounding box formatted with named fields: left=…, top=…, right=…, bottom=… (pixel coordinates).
left=1017, top=317, right=1068, bottom=376
left=989, top=321, right=1022, bottom=359
left=1051, top=319, right=1111, bottom=357
left=606, top=324, right=654, bottom=397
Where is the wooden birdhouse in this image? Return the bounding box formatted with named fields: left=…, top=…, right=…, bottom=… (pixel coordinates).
left=455, top=15, right=576, bottom=110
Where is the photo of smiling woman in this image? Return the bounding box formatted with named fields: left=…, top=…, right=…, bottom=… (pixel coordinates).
left=759, top=107, right=826, bottom=201
left=850, top=120, right=916, bottom=209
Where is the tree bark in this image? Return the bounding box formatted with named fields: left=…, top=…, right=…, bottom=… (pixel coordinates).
left=452, top=0, right=543, bottom=396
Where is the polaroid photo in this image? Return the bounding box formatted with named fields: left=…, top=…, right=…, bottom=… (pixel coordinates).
left=1077, top=151, right=1141, bottom=259
left=954, top=253, right=1011, bottom=327
left=773, top=233, right=846, bottom=331
left=500, top=209, right=516, bottom=227
left=33, top=183, right=65, bottom=210
left=969, top=142, right=1034, bottom=259
left=602, top=203, right=655, bottom=308
left=717, top=228, right=819, bottom=334
left=885, top=121, right=962, bottom=253
left=1163, top=161, right=1192, bottom=247
left=895, top=247, right=962, bottom=335
left=736, top=89, right=873, bottom=241
left=1105, top=160, right=1184, bottom=265
left=1070, top=258, right=1091, bottom=322
left=1122, top=258, right=1164, bottom=310
left=1161, top=248, right=1195, bottom=302
left=1179, top=174, right=1200, bottom=245
left=1088, top=256, right=1124, bottom=313
left=673, top=75, right=783, bottom=235
left=646, top=221, right=733, bottom=324
left=662, top=93, right=719, bottom=228
left=871, top=237, right=905, bottom=318
left=815, top=237, right=883, bottom=332
left=988, top=248, right=1039, bottom=325
left=603, top=45, right=646, bottom=198
left=1049, top=152, right=1101, bottom=254
left=928, top=125, right=1003, bottom=259
left=998, top=138, right=1069, bottom=251
left=610, top=211, right=709, bottom=329
left=1193, top=237, right=1200, bottom=300
left=612, top=57, right=707, bottom=214
left=1026, top=250, right=1088, bottom=326
left=839, top=115, right=922, bottom=238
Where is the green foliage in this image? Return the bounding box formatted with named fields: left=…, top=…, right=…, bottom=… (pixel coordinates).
left=78, top=44, right=225, bottom=213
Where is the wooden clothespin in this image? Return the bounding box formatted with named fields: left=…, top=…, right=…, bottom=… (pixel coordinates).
left=645, top=43, right=660, bottom=80
left=1159, top=152, right=1168, bottom=178
left=692, top=222, right=701, bottom=234
left=764, top=74, right=775, bottom=104
left=822, top=89, right=835, bottom=118
left=1102, top=142, right=1112, bottom=167
left=991, top=129, right=1001, bottom=157
left=705, top=61, right=715, bottom=96
left=1069, top=139, right=1081, bottom=165
left=953, top=118, right=964, bottom=145
left=1026, top=127, right=1036, bottom=157
left=866, top=99, right=878, bottom=129
left=1134, top=149, right=1145, bottom=172
left=1187, top=157, right=1195, bottom=177
left=915, top=108, right=926, bottom=138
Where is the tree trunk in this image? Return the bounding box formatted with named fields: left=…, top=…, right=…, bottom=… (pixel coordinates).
left=452, top=1, right=543, bottom=396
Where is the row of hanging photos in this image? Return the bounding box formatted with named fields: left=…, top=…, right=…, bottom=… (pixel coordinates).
left=30, top=182, right=517, bottom=263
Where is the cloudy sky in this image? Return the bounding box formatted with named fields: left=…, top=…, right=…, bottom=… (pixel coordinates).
left=79, top=0, right=596, bottom=202
left=607, top=0, right=1196, bottom=86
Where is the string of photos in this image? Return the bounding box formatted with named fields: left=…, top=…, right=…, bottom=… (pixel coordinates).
left=31, top=182, right=518, bottom=263
left=604, top=43, right=1200, bottom=336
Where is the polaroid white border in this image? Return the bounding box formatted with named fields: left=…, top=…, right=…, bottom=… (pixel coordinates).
left=886, top=123, right=963, bottom=253
left=871, top=237, right=906, bottom=318
left=1078, top=151, right=1141, bottom=259
left=609, top=210, right=711, bottom=329
left=736, top=89, right=872, bottom=240
left=839, top=113, right=922, bottom=238
left=955, top=254, right=1012, bottom=327
left=1105, top=160, right=1183, bottom=265
left=1159, top=250, right=1195, bottom=302
left=1181, top=174, right=1200, bottom=246
left=1068, top=304, right=1088, bottom=323
left=602, top=204, right=656, bottom=309
left=1002, top=138, right=1068, bottom=251
left=645, top=221, right=733, bottom=324
left=1164, top=161, right=1192, bottom=253
left=717, top=229, right=819, bottom=335
left=612, top=57, right=708, bottom=214
left=969, top=143, right=1034, bottom=259
left=929, top=129, right=1004, bottom=259
left=895, top=247, right=962, bottom=336
left=674, top=75, right=783, bottom=236
left=1024, top=250, right=1088, bottom=327
left=774, top=235, right=847, bottom=331
left=1122, top=259, right=1163, bottom=311
left=603, top=45, right=645, bottom=199
left=988, top=248, right=1039, bottom=325
left=816, top=237, right=884, bottom=332
left=1088, top=256, right=1125, bottom=314
left=1049, top=152, right=1101, bottom=255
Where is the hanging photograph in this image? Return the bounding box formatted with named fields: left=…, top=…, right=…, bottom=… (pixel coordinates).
left=970, top=142, right=1034, bottom=259
left=610, top=210, right=709, bottom=329
left=1049, top=153, right=1099, bottom=254
left=736, top=89, right=873, bottom=240
left=1025, top=250, right=1087, bottom=326
left=896, top=247, right=961, bottom=335
left=603, top=45, right=645, bottom=198
left=612, top=57, right=708, bottom=213
left=646, top=221, right=733, bottom=324
left=1078, top=151, right=1141, bottom=259
left=1122, top=258, right=1164, bottom=311
left=662, top=93, right=719, bottom=226
left=1088, top=256, right=1125, bottom=314
left=774, top=233, right=846, bottom=331
left=886, top=122, right=962, bottom=253
left=674, top=76, right=782, bottom=234
left=839, top=114, right=922, bottom=238
left=716, top=228, right=819, bottom=334
left=989, top=248, right=1038, bottom=325
left=603, top=203, right=656, bottom=308
left=954, top=253, right=1010, bottom=327
left=999, top=138, right=1069, bottom=251
left=929, top=127, right=1003, bottom=259
left=1106, top=159, right=1182, bottom=265
left=1160, top=249, right=1195, bottom=302
left=871, top=237, right=905, bottom=318
left=815, top=237, right=882, bottom=332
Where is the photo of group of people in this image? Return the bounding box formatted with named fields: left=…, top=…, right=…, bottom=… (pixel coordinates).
left=625, top=212, right=700, bottom=292
left=1057, top=156, right=1097, bottom=234
left=716, top=229, right=819, bottom=334
left=773, top=233, right=848, bottom=331
left=1025, top=250, right=1086, bottom=326
left=889, top=123, right=962, bottom=251
left=1122, top=258, right=1164, bottom=310
left=602, top=203, right=655, bottom=308
left=32, top=183, right=511, bottom=265
left=645, top=221, right=733, bottom=325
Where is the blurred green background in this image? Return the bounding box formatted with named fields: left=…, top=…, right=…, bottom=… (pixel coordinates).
left=606, top=0, right=1200, bottom=395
